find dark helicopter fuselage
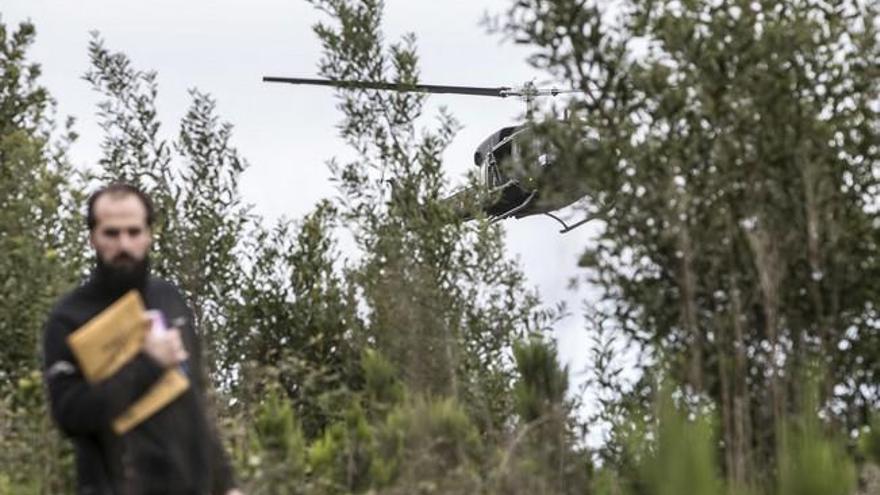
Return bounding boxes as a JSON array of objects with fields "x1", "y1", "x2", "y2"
[{"x1": 461, "y1": 124, "x2": 588, "y2": 221}]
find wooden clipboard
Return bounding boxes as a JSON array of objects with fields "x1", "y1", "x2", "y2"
[{"x1": 66, "y1": 290, "x2": 190, "y2": 434}]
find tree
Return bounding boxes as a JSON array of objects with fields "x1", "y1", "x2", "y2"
[
  {"x1": 228, "y1": 202, "x2": 364, "y2": 438},
  {"x1": 0, "y1": 19, "x2": 85, "y2": 384},
  {"x1": 0, "y1": 18, "x2": 85, "y2": 492},
  {"x1": 84, "y1": 34, "x2": 253, "y2": 380},
  {"x1": 498, "y1": 0, "x2": 880, "y2": 486},
  {"x1": 0, "y1": 5, "x2": 632, "y2": 492},
  {"x1": 496, "y1": 338, "x2": 590, "y2": 494},
  {"x1": 308, "y1": 0, "x2": 558, "y2": 434}
]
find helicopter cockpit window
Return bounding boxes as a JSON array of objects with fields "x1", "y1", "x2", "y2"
[
  {"x1": 473, "y1": 151, "x2": 483, "y2": 166},
  {"x1": 492, "y1": 140, "x2": 512, "y2": 163}
]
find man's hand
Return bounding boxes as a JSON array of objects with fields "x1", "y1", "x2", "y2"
[
  {"x1": 225, "y1": 489, "x2": 244, "y2": 495},
  {"x1": 143, "y1": 324, "x2": 188, "y2": 368}
]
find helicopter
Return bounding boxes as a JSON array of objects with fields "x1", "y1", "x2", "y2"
[{"x1": 262, "y1": 76, "x2": 604, "y2": 233}]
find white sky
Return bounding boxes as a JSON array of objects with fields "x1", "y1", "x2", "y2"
[{"x1": 4, "y1": 0, "x2": 599, "y2": 395}]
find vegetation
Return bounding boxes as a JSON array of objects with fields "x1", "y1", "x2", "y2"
[
  {"x1": 496, "y1": 0, "x2": 880, "y2": 490},
  {"x1": 2, "y1": 0, "x2": 880, "y2": 493}
]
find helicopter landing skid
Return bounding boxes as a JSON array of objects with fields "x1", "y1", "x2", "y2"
[
  {"x1": 543, "y1": 212, "x2": 594, "y2": 233},
  {"x1": 489, "y1": 190, "x2": 537, "y2": 224},
  {"x1": 544, "y1": 199, "x2": 616, "y2": 233}
]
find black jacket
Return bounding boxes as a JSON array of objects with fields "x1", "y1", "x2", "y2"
[{"x1": 43, "y1": 274, "x2": 235, "y2": 495}]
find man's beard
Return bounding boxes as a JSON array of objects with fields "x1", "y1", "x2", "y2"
[{"x1": 95, "y1": 252, "x2": 150, "y2": 294}]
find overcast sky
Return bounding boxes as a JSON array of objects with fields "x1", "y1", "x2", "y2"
[{"x1": 4, "y1": 0, "x2": 600, "y2": 392}]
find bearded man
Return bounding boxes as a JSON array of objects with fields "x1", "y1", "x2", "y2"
[{"x1": 42, "y1": 183, "x2": 242, "y2": 495}]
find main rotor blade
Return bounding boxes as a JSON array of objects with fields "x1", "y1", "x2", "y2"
[
  {"x1": 532, "y1": 89, "x2": 586, "y2": 96},
  {"x1": 263, "y1": 76, "x2": 512, "y2": 98}
]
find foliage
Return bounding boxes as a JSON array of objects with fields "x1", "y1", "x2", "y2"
[
  {"x1": 496, "y1": 0, "x2": 880, "y2": 485},
  {"x1": 496, "y1": 338, "x2": 590, "y2": 495},
  {"x1": 237, "y1": 341, "x2": 586, "y2": 495},
  {"x1": 0, "y1": 19, "x2": 84, "y2": 492},
  {"x1": 246, "y1": 387, "x2": 308, "y2": 494},
  {"x1": 3, "y1": 1, "x2": 879, "y2": 493},
  {"x1": 777, "y1": 415, "x2": 856, "y2": 495},
  {"x1": 84, "y1": 35, "x2": 253, "y2": 379},
  {"x1": 513, "y1": 337, "x2": 570, "y2": 421},
  {"x1": 307, "y1": 0, "x2": 558, "y2": 437},
  {"x1": 639, "y1": 392, "x2": 725, "y2": 495},
  {"x1": 589, "y1": 386, "x2": 862, "y2": 495},
  {"x1": 0, "y1": 19, "x2": 86, "y2": 382},
  {"x1": 2, "y1": 2, "x2": 577, "y2": 492},
  {"x1": 228, "y1": 202, "x2": 363, "y2": 438},
  {"x1": 860, "y1": 414, "x2": 880, "y2": 465},
  {"x1": 0, "y1": 370, "x2": 75, "y2": 493}
]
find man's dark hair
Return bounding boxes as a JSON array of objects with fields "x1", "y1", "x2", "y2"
[{"x1": 86, "y1": 183, "x2": 155, "y2": 231}]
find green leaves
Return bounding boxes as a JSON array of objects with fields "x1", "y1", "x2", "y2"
[
  {"x1": 860, "y1": 415, "x2": 880, "y2": 466},
  {"x1": 0, "y1": 20, "x2": 85, "y2": 382},
  {"x1": 777, "y1": 418, "x2": 856, "y2": 495},
  {"x1": 0, "y1": 21, "x2": 83, "y2": 491},
  {"x1": 85, "y1": 33, "x2": 171, "y2": 189},
  {"x1": 246, "y1": 388, "x2": 308, "y2": 493},
  {"x1": 498, "y1": 338, "x2": 589, "y2": 495},
  {"x1": 84, "y1": 35, "x2": 255, "y2": 384},
  {"x1": 503, "y1": 0, "x2": 880, "y2": 485},
  {"x1": 512, "y1": 338, "x2": 569, "y2": 422},
  {"x1": 642, "y1": 393, "x2": 725, "y2": 495}
]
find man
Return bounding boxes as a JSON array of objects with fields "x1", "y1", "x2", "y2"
[{"x1": 43, "y1": 183, "x2": 243, "y2": 495}]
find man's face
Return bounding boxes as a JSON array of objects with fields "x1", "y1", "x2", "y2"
[{"x1": 89, "y1": 193, "x2": 152, "y2": 269}]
